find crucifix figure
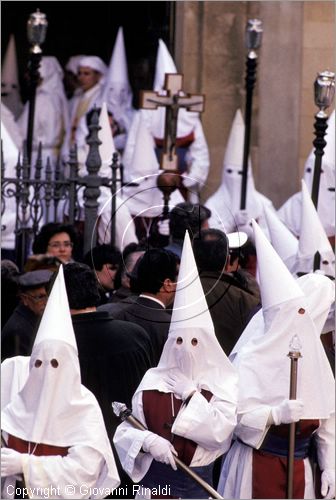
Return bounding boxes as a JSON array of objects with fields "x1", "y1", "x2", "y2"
[{"x1": 140, "y1": 73, "x2": 205, "y2": 172}]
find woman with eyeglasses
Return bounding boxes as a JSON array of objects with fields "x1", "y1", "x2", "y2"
[{"x1": 32, "y1": 223, "x2": 77, "y2": 265}]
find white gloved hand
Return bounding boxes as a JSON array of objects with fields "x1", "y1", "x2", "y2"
[
  {"x1": 321, "y1": 469, "x2": 335, "y2": 499},
  {"x1": 234, "y1": 209, "x2": 250, "y2": 228},
  {"x1": 1, "y1": 449, "x2": 24, "y2": 476},
  {"x1": 271, "y1": 399, "x2": 304, "y2": 425},
  {"x1": 157, "y1": 218, "x2": 170, "y2": 236},
  {"x1": 142, "y1": 433, "x2": 177, "y2": 470},
  {"x1": 166, "y1": 371, "x2": 197, "y2": 401},
  {"x1": 181, "y1": 173, "x2": 198, "y2": 189}
]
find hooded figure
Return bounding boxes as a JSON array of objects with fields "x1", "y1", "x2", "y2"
[
  {"x1": 113, "y1": 232, "x2": 238, "y2": 498},
  {"x1": 101, "y1": 27, "x2": 135, "y2": 142},
  {"x1": 1, "y1": 266, "x2": 120, "y2": 499},
  {"x1": 218, "y1": 219, "x2": 335, "y2": 500},
  {"x1": 291, "y1": 179, "x2": 335, "y2": 278},
  {"x1": 17, "y1": 56, "x2": 70, "y2": 172},
  {"x1": 205, "y1": 109, "x2": 274, "y2": 235},
  {"x1": 64, "y1": 103, "x2": 137, "y2": 251},
  {"x1": 278, "y1": 109, "x2": 335, "y2": 241},
  {"x1": 126, "y1": 39, "x2": 210, "y2": 203}
]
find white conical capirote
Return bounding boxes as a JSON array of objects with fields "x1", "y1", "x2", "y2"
[
  {"x1": 98, "y1": 102, "x2": 116, "y2": 165},
  {"x1": 33, "y1": 266, "x2": 77, "y2": 350},
  {"x1": 2, "y1": 35, "x2": 19, "y2": 87},
  {"x1": 170, "y1": 231, "x2": 215, "y2": 330},
  {"x1": 223, "y1": 109, "x2": 252, "y2": 176},
  {"x1": 153, "y1": 39, "x2": 177, "y2": 92},
  {"x1": 130, "y1": 113, "x2": 159, "y2": 177},
  {"x1": 102, "y1": 27, "x2": 132, "y2": 104},
  {"x1": 297, "y1": 179, "x2": 334, "y2": 273},
  {"x1": 252, "y1": 219, "x2": 304, "y2": 313},
  {"x1": 263, "y1": 205, "x2": 299, "y2": 265}
]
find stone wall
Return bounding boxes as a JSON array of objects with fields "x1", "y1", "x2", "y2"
[{"x1": 174, "y1": 1, "x2": 334, "y2": 208}]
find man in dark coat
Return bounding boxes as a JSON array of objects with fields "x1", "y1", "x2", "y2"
[
  {"x1": 1, "y1": 269, "x2": 52, "y2": 360},
  {"x1": 193, "y1": 228, "x2": 261, "y2": 356},
  {"x1": 63, "y1": 262, "x2": 152, "y2": 498},
  {"x1": 109, "y1": 249, "x2": 179, "y2": 366}
]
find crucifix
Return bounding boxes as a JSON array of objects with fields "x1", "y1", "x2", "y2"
[{"x1": 140, "y1": 73, "x2": 205, "y2": 171}]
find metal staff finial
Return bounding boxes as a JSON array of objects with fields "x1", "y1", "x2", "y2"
[
  {"x1": 311, "y1": 70, "x2": 335, "y2": 213},
  {"x1": 286, "y1": 334, "x2": 302, "y2": 499},
  {"x1": 240, "y1": 19, "x2": 263, "y2": 210},
  {"x1": 26, "y1": 9, "x2": 48, "y2": 168}
]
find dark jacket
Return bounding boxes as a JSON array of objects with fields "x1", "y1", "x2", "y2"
[
  {"x1": 113, "y1": 296, "x2": 172, "y2": 366},
  {"x1": 199, "y1": 270, "x2": 261, "y2": 356},
  {"x1": 1, "y1": 303, "x2": 40, "y2": 360}
]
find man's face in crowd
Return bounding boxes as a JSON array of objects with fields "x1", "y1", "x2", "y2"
[
  {"x1": 21, "y1": 286, "x2": 48, "y2": 316},
  {"x1": 77, "y1": 66, "x2": 101, "y2": 92},
  {"x1": 96, "y1": 263, "x2": 119, "y2": 292}
]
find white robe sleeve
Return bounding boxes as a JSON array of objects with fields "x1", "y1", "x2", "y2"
[
  {"x1": 171, "y1": 392, "x2": 236, "y2": 462},
  {"x1": 315, "y1": 413, "x2": 335, "y2": 471},
  {"x1": 234, "y1": 405, "x2": 273, "y2": 449},
  {"x1": 113, "y1": 392, "x2": 154, "y2": 482},
  {"x1": 185, "y1": 120, "x2": 210, "y2": 188},
  {"x1": 20, "y1": 445, "x2": 109, "y2": 499}
]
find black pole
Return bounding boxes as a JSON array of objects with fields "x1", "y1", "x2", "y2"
[
  {"x1": 240, "y1": 56, "x2": 257, "y2": 210},
  {"x1": 110, "y1": 152, "x2": 119, "y2": 248},
  {"x1": 311, "y1": 114, "x2": 328, "y2": 209},
  {"x1": 26, "y1": 52, "x2": 42, "y2": 172}
]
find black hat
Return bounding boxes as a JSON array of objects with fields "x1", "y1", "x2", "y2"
[{"x1": 18, "y1": 270, "x2": 53, "y2": 289}]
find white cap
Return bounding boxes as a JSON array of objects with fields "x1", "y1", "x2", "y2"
[
  {"x1": 98, "y1": 102, "x2": 116, "y2": 166},
  {"x1": 263, "y1": 204, "x2": 298, "y2": 268},
  {"x1": 251, "y1": 219, "x2": 304, "y2": 316},
  {"x1": 1, "y1": 34, "x2": 19, "y2": 88},
  {"x1": 153, "y1": 39, "x2": 177, "y2": 92},
  {"x1": 295, "y1": 179, "x2": 335, "y2": 276},
  {"x1": 33, "y1": 266, "x2": 77, "y2": 350},
  {"x1": 65, "y1": 54, "x2": 86, "y2": 74},
  {"x1": 78, "y1": 56, "x2": 107, "y2": 76},
  {"x1": 227, "y1": 231, "x2": 248, "y2": 249}
]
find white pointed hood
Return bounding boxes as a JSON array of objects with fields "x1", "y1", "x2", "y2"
[
  {"x1": 293, "y1": 179, "x2": 335, "y2": 277},
  {"x1": 153, "y1": 39, "x2": 177, "y2": 92},
  {"x1": 263, "y1": 204, "x2": 299, "y2": 271},
  {"x1": 1, "y1": 34, "x2": 22, "y2": 118},
  {"x1": 206, "y1": 110, "x2": 273, "y2": 233},
  {"x1": 2, "y1": 266, "x2": 120, "y2": 490},
  {"x1": 230, "y1": 266, "x2": 335, "y2": 419},
  {"x1": 136, "y1": 232, "x2": 238, "y2": 405},
  {"x1": 102, "y1": 27, "x2": 133, "y2": 129},
  {"x1": 251, "y1": 219, "x2": 305, "y2": 329},
  {"x1": 2, "y1": 34, "x2": 19, "y2": 91},
  {"x1": 147, "y1": 39, "x2": 200, "y2": 139},
  {"x1": 121, "y1": 110, "x2": 184, "y2": 217}
]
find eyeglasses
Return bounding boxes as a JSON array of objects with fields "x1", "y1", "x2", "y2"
[
  {"x1": 48, "y1": 242, "x2": 73, "y2": 249},
  {"x1": 22, "y1": 293, "x2": 48, "y2": 303}
]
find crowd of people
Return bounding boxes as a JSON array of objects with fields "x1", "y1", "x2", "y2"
[{"x1": 1, "y1": 27, "x2": 335, "y2": 500}]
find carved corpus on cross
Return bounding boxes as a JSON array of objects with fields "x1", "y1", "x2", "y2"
[{"x1": 140, "y1": 73, "x2": 205, "y2": 171}]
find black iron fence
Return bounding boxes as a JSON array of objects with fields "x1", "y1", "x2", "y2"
[{"x1": 1, "y1": 109, "x2": 121, "y2": 270}]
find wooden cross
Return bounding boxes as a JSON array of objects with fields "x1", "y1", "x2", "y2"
[{"x1": 140, "y1": 73, "x2": 205, "y2": 171}]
